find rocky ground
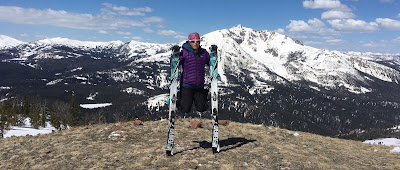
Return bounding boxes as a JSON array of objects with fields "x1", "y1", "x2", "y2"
[{"x1": 1, "y1": 118, "x2": 399, "y2": 169}]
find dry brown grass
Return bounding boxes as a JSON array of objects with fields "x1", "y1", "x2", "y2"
[{"x1": 1, "y1": 118, "x2": 399, "y2": 169}]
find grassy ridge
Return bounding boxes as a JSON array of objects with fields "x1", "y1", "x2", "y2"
[{"x1": 1, "y1": 119, "x2": 399, "y2": 169}]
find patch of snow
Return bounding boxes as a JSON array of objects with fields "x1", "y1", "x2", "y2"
[
  {"x1": 363, "y1": 138, "x2": 400, "y2": 146},
  {"x1": 146, "y1": 86, "x2": 155, "y2": 90},
  {"x1": 125, "y1": 40, "x2": 172, "y2": 58},
  {"x1": 80, "y1": 103, "x2": 112, "y2": 109},
  {"x1": 75, "y1": 76, "x2": 87, "y2": 81},
  {"x1": 0, "y1": 86, "x2": 11, "y2": 90},
  {"x1": 390, "y1": 125, "x2": 400, "y2": 130},
  {"x1": 108, "y1": 131, "x2": 123, "y2": 138},
  {"x1": 71, "y1": 67, "x2": 83, "y2": 72},
  {"x1": 122, "y1": 87, "x2": 144, "y2": 95},
  {"x1": 3, "y1": 118, "x2": 56, "y2": 138},
  {"x1": 147, "y1": 93, "x2": 168, "y2": 110},
  {"x1": 390, "y1": 147, "x2": 400, "y2": 153},
  {"x1": 86, "y1": 92, "x2": 99, "y2": 101},
  {"x1": 46, "y1": 79, "x2": 63, "y2": 86}
]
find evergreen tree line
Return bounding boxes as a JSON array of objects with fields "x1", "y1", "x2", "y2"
[{"x1": 0, "y1": 93, "x2": 82, "y2": 138}]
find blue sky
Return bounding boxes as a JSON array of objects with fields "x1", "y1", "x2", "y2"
[{"x1": 0, "y1": 0, "x2": 400, "y2": 53}]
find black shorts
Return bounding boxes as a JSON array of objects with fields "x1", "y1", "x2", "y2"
[{"x1": 179, "y1": 87, "x2": 208, "y2": 113}]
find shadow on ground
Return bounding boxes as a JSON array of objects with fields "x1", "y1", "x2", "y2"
[{"x1": 175, "y1": 137, "x2": 256, "y2": 155}]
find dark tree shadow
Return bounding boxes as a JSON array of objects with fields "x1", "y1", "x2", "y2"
[{"x1": 175, "y1": 137, "x2": 256, "y2": 155}]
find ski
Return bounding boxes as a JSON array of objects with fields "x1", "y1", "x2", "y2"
[
  {"x1": 166, "y1": 45, "x2": 180, "y2": 156},
  {"x1": 209, "y1": 45, "x2": 220, "y2": 153}
]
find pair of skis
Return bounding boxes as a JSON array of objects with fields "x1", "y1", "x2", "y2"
[{"x1": 166, "y1": 45, "x2": 219, "y2": 156}]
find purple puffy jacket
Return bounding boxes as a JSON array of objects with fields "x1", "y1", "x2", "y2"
[{"x1": 180, "y1": 42, "x2": 210, "y2": 86}]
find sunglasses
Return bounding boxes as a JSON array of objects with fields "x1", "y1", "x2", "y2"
[{"x1": 189, "y1": 40, "x2": 201, "y2": 43}]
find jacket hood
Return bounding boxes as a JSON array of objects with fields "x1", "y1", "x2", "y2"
[{"x1": 182, "y1": 42, "x2": 203, "y2": 54}]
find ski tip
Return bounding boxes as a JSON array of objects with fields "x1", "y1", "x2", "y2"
[
  {"x1": 171, "y1": 45, "x2": 180, "y2": 52},
  {"x1": 210, "y1": 45, "x2": 217, "y2": 51}
]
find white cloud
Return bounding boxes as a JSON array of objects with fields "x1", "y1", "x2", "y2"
[
  {"x1": 362, "y1": 42, "x2": 379, "y2": 47},
  {"x1": 174, "y1": 35, "x2": 186, "y2": 40},
  {"x1": 143, "y1": 28, "x2": 154, "y2": 33},
  {"x1": 102, "y1": 3, "x2": 152, "y2": 16},
  {"x1": 304, "y1": 40, "x2": 323, "y2": 45},
  {"x1": 98, "y1": 30, "x2": 108, "y2": 34},
  {"x1": 286, "y1": 18, "x2": 338, "y2": 35},
  {"x1": 322, "y1": 10, "x2": 356, "y2": 19},
  {"x1": 328, "y1": 19, "x2": 379, "y2": 32},
  {"x1": 157, "y1": 30, "x2": 185, "y2": 40},
  {"x1": 308, "y1": 18, "x2": 326, "y2": 27},
  {"x1": 356, "y1": 39, "x2": 400, "y2": 54},
  {"x1": 35, "y1": 35, "x2": 47, "y2": 39},
  {"x1": 142, "y1": 16, "x2": 164, "y2": 24},
  {"x1": 376, "y1": 18, "x2": 400, "y2": 30},
  {"x1": 304, "y1": 0, "x2": 354, "y2": 20},
  {"x1": 0, "y1": 6, "x2": 96, "y2": 29},
  {"x1": 380, "y1": 0, "x2": 393, "y2": 3},
  {"x1": 275, "y1": 28, "x2": 285, "y2": 34},
  {"x1": 131, "y1": 36, "x2": 142, "y2": 40},
  {"x1": 291, "y1": 34, "x2": 308, "y2": 40},
  {"x1": 117, "y1": 31, "x2": 131, "y2": 35},
  {"x1": 0, "y1": 5, "x2": 163, "y2": 33},
  {"x1": 158, "y1": 30, "x2": 178, "y2": 36},
  {"x1": 303, "y1": 0, "x2": 350, "y2": 10},
  {"x1": 326, "y1": 39, "x2": 343, "y2": 43},
  {"x1": 287, "y1": 20, "x2": 313, "y2": 32},
  {"x1": 397, "y1": 13, "x2": 400, "y2": 18}
]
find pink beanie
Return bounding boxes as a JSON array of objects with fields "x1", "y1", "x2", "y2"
[{"x1": 188, "y1": 32, "x2": 200, "y2": 40}]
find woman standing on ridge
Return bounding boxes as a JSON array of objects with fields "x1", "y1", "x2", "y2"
[
  {"x1": 178, "y1": 32, "x2": 210, "y2": 114},
  {"x1": 166, "y1": 32, "x2": 219, "y2": 156}
]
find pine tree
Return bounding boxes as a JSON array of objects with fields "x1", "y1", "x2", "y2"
[
  {"x1": 30, "y1": 104, "x2": 40, "y2": 129},
  {"x1": 68, "y1": 93, "x2": 81, "y2": 127},
  {"x1": 50, "y1": 100, "x2": 60, "y2": 130},
  {"x1": 0, "y1": 96, "x2": 13, "y2": 137},
  {"x1": 50, "y1": 100, "x2": 66, "y2": 130},
  {"x1": 0, "y1": 104, "x2": 7, "y2": 138},
  {"x1": 0, "y1": 108, "x2": 5, "y2": 138},
  {"x1": 12, "y1": 98, "x2": 27, "y2": 126},
  {"x1": 40, "y1": 103, "x2": 48, "y2": 128},
  {"x1": 29, "y1": 94, "x2": 41, "y2": 129},
  {"x1": 22, "y1": 95, "x2": 30, "y2": 117},
  {"x1": 84, "y1": 117, "x2": 89, "y2": 126}
]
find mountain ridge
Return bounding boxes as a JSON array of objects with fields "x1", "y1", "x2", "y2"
[{"x1": 1, "y1": 25, "x2": 400, "y2": 139}]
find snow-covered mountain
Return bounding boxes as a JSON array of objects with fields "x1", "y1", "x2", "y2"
[
  {"x1": 0, "y1": 35, "x2": 25, "y2": 49},
  {"x1": 1, "y1": 25, "x2": 400, "y2": 138},
  {"x1": 34, "y1": 37, "x2": 124, "y2": 49},
  {"x1": 201, "y1": 25, "x2": 400, "y2": 93}
]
